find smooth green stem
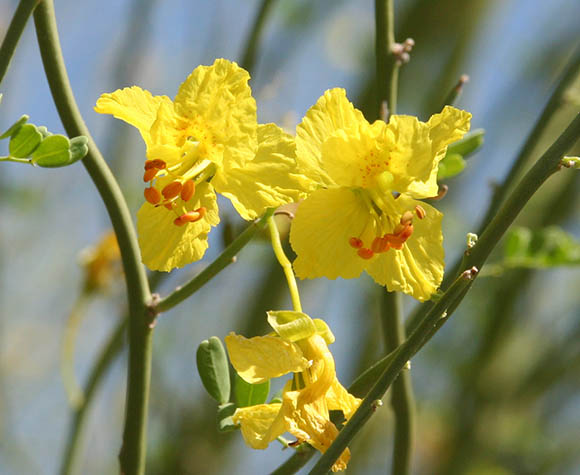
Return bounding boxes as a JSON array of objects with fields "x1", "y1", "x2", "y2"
[
  {"x1": 60, "y1": 317, "x2": 127, "y2": 475},
  {"x1": 0, "y1": 0, "x2": 40, "y2": 85},
  {"x1": 309, "y1": 272, "x2": 475, "y2": 474},
  {"x1": 381, "y1": 291, "x2": 414, "y2": 475},
  {"x1": 267, "y1": 215, "x2": 302, "y2": 312},
  {"x1": 440, "y1": 74, "x2": 469, "y2": 110},
  {"x1": 0, "y1": 156, "x2": 32, "y2": 164},
  {"x1": 375, "y1": 0, "x2": 397, "y2": 118},
  {"x1": 156, "y1": 209, "x2": 275, "y2": 313},
  {"x1": 240, "y1": 0, "x2": 276, "y2": 73},
  {"x1": 270, "y1": 444, "x2": 316, "y2": 475},
  {"x1": 33, "y1": 2, "x2": 151, "y2": 473},
  {"x1": 61, "y1": 293, "x2": 90, "y2": 409},
  {"x1": 478, "y1": 48, "x2": 580, "y2": 231},
  {"x1": 310, "y1": 113, "x2": 580, "y2": 474}
]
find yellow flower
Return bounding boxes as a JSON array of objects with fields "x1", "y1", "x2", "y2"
[
  {"x1": 290, "y1": 88, "x2": 471, "y2": 300},
  {"x1": 225, "y1": 311, "x2": 361, "y2": 472},
  {"x1": 95, "y1": 59, "x2": 311, "y2": 271},
  {"x1": 79, "y1": 231, "x2": 121, "y2": 293}
]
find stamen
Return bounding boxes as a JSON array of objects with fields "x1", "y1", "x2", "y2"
[
  {"x1": 400, "y1": 211, "x2": 414, "y2": 225},
  {"x1": 144, "y1": 159, "x2": 166, "y2": 170},
  {"x1": 349, "y1": 237, "x2": 363, "y2": 249},
  {"x1": 162, "y1": 181, "x2": 183, "y2": 200},
  {"x1": 357, "y1": 248, "x2": 374, "y2": 259},
  {"x1": 180, "y1": 180, "x2": 195, "y2": 202},
  {"x1": 415, "y1": 205, "x2": 426, "y2": 219},
  {"x1": 172, "y1": 207, "x2": 206, "y2": 227},
  {"x1": 143, "y1": 168, "x2": 158, "y2": 182},
  {"x1": 144, "y1": 187, "x2": 161, "y2": 205},
  {"x1": 164, "y1": 203, "x2": 175, "y2": 210},
  {"x1": 371, "y1": 236, "x2": 390, "y2": 253}
]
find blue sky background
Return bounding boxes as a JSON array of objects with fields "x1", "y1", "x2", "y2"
[{"x1": 1, "y1": 0, "x2": 579, "y2": 473}]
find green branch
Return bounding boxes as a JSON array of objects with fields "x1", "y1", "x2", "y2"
[
  {"x1": 33, "y1": 2, "x2": 151, "y2": 473},
  {"x1": 240, "y1": 0, "x2": 277, "y2": 73},
  {"x1": 0, "y1": 0, "x2": 41, "y2": 85},
  {"x1": 309, "y1": 113, "x2": 580, "y2": 474},
  {"x1": 155, "y1": 209, "x2": 275, "y2": 313},
  {"x1": 375, "y1": 0, "x2": 397, "y2": 118}
]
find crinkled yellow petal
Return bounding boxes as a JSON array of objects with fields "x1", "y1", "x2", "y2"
[
  {"x1": 290, "y1": 188, "x2": 375, "y2": 280},
  {"x1": 296, "y1": 88, "x2": 366, "y2": 187},
  {"x1": 232, "y1": 403, "x2": 283, "y2": 449},
  {"x1": 325, "y1": 380, "x2": 361, "y2": 420},
  {"x1": 149, "y1": 100, "x2": 181, "y2": 148},
  {"x1": 225, "y1": 333, "x2": 309, "y2": 384},
  {"x1": 280, "y1": 391, "x2": 350, "y2": 472},
  {"x1": 212, "y1": 123, "x2": 314, "y2": 220},
  {"x1": 174, "y1": 58, "x2": 257, "y2": 168},
  {"x1": 298, "y1": 335, "x2": 336, "y2": 404},
  {"x1": 136, "y1": 181, "x2": 219, "y2": 272},
  {"x1": 366, "y1": 195, "x2": 444, "y2": 301},
  {"x1": 94, "y1": 86, "x2": 172, "y2": 147},
  {"x1": 320, "y1": 121, "x2": 390, "y2": 189},
  {"x1": 406, "y1": 106, "x2": 471, "y2": 198}
]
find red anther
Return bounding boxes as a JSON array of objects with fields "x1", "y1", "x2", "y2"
[
  {"x1": 349, "y1": 237, "x2": 363, "y2": 249},
  {"x1": 371, "y1": 236, "x2": 390, "y2": 253},
  {"x1": 173, "y1": 216, "x2": 186, "y2": 226},
  {"x1": 400, "y1": 224, "x2": 414, "y2": 240},
  {"x1": 415, "y1": 205, "x2": 426, "y2": 219},
  {"x1": 162, "y1": 181, "x2": 183, "y2": 199},
  {"x1": 143, "y1": 168, "x2": 158, "y2": 182},
  {"x1": 357, "y1": 248, "x2": 374, "y2": 259},
  {"x1": 180, "y1": 180, "x2": 195, "y2": 202},
  {"x1": 144, "y1": 159, "x2": 166, "y2": 170},
  {"x1": 400, "y1": 211, "x2": 414, "y2": 225},
  {"x1": 144, "y1": 187, "x2": 162, "y2": 205}
]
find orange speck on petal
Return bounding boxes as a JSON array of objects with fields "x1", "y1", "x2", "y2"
[
  {"x1": 349, "y1": 237, "x2": 363, "y2": 249},
  {"x1": 357, "y1": 248, "x2": 374, "y2": 259},
  {"x1": 144, "y1": 187, "x2": 162, "y2": 205},
  {"x1": 162, "y1": 181, "x2": 183, "y2": 200},
  {"x1": 180, "y1": 180, "x2": 195, "y2": 202},
  {"x1": 144, "y1": 159, "x2": 166, "y2": 170},
  {"x1": 143, "y1": 168, "x2": 158, "y2": 182}
]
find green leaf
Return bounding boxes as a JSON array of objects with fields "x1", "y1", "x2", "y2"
[
  {"x1": 196, "y1": 336, "x2": 231, "y2": 404},
  {"x1": 9, "y1": 123, "x2": 42, "y2": 158},
  {"x1": 446, "y1": 128, "x2": 485, "y2": 158},
  {"x1": 437, "y1": 153, "x2": 466, "y2": 180},
  {"x1": 0, "y1": 115, "x2": 29, "y2": 140},
  {"x1": 504, "y1": 226, "x2": 580, "y2": 269},
  {"x1": 234, "y1": 373, "x2": 270, "y2": 407},
  {"x1": 32, "y1": 134, "x2": 71, "y2": 167},
  {"x1": 69, "y1": 136, "x2": 89, "y2": 162},
  {"x1": 217, "y1": 402, "x2": 238, "y2": 432}
]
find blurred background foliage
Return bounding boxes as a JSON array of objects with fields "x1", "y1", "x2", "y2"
[{"x1": 0, "y1": 0, "x2": 579, "y2": 473}]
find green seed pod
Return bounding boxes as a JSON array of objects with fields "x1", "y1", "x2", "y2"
[{"x1": 196, "y1": 336, "x2": 231, "y2": 404}]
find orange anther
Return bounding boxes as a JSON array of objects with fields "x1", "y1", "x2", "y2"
[
  {"x1": 400, "y1": 224, "x2": 414, "y2": 240},
  {"x1": 164, "y1": 202, "x2": 175, "y2": 210},
  {"x1": 180, "y1": 180, "x2": 195, "y2": 202},
  {"x1": 174, "y1": 208, "x2": 206, "y2": 225},
  {"x1": 357, "y1": 248, "x2": 374, "y2": 259},
  {"x1": 415, "y1": 205, "x2": 426, "y2": 219},
  {"x1": 371, "y1": 236, "x2": 390, "y2": 253},
  {"x1": 144, "y1": 187, "x2": 162, "y2": 205},
  {"x1": 195, "y1": 207, "x2": 207, "y2": 218},
  {"x1": 144, "y1": 159, "x2": 166, "y2": 170},
  {"x1": 349, "y1": 237, "x2": 363, "y2": 249},
  {"x1": 173, "y1": 216, "x2": 186, "y2": 226},
  {"x1": 143, "y1": 168, "x2": 158, "y2": 182},
  {"x1": 162, "y1": 181, "x2": 183, "y2": 199},
  {"x1": 400, "y1": 211, "x2": 414, "y2": 225}
]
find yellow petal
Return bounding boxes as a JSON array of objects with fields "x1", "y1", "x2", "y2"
[
  {"x1": 296, "y1": 88, "x2": 366, "y2": 186},
  {"x1": 224, "y1": 333, "x2": 309, "y2": 384},
  {"x1": 94, "y1": 86, "x2": 172, "y2": 147},
  {"x1": 232, "y1": 403, "x2": 283, "y2": 449},
  {"x1": 366, "y1": 195, "x2": 444, "y2": 301},
  {"x1": 325, "y1": 380, "x2": 361, "y2": 420},
  {"x1": 290, "y1": 188, "x2": 375, "y2": 280},
  {"x1": 406, "y1": 106, "x2": 471, "y2": 198},
  {"x1": 136, "y1": 181, "x2": 219, "y2": 272},
  {"x1": 212, "y1": 123, "x2": 314, "y2": 220},
  {"x1": 174, "y1": 58, "x2": 257, "y2": 169},
  {"x1": 149, "y1": 100, "x2": 181, "y2": 147}
]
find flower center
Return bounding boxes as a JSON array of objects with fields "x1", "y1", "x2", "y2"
[
  {"x1": 141, "y1": 139, "x2": 216, "y2": 227},
  {"x1": 348, "y1": 205, "x2": 426, "y2": 259}
]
